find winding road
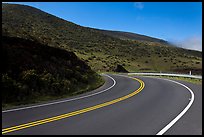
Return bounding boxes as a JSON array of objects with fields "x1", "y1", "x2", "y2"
[{"x1": 2, "y1": 74, "x2": 202, "y2": 135}]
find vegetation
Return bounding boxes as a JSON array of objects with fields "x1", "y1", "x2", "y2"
[
  {"x1": 1, "y1": 3, "x2": 202, "y2": 108},
  {"x1": 96, "y1": 29, "x2": 169, "y2": 44},
  {"x1": 2, "y1": 36, "x2": 104, "y2": 108},
  {"x1": 2, "y1": 3, "x2": 202, "y2": 75},
  {"x1": 128, "y1": 74, "x2": 202, "y2": 85},
  {"x1": 152, "y1": 76, "x2": 202, "y2": 85}
]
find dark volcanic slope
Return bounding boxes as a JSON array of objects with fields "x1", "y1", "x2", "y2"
[{"x1": 2, "y1": 36, "x2": 103, "y2": 107}]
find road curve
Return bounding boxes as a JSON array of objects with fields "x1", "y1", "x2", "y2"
[{"x1": 2, "y1": 74, "x2": 202, "y2": 135}]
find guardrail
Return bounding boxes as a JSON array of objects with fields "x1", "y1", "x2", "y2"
[{"x1": 128, "y1": 72, "x2": 202, "y2": 79}]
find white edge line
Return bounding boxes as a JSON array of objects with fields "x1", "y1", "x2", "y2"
[
  {"x1": 120, "y1": 75, "x2": 195, "y2": 135},
  {"x1": 154, "y1": 77, "x2": 195, "y2": 135},
  {"x1": 3, "y1": 74, "x2": 194, "y2": 135},
  {"x1": 2, "y1": 74, "x2": 116, "y2": 113}
]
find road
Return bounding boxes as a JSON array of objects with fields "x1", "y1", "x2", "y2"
[{"x1": 2, "y1": 74, "x2": 202, "y2": 135}]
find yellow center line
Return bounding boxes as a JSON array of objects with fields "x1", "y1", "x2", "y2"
[{"x1": 2, "y1": 77, "x2": 145, "y2": 134}]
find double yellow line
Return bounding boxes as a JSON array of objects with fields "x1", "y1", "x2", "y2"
[{"x1": 2, "y1": 77, "x2": 145, "y2": 134}]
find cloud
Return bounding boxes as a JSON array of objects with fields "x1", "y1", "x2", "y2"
[
  {"x1": 181, "y1": 36, "x2": 202, "y2": 51},
  {"x1": 134, "y1": 2, "x2": 144, "y2": 10},
  {"x1": 170, "y1": 36, "x2": 202, "y2": 51}
]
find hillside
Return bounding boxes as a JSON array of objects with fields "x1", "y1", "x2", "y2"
[
  {"x1": 2, "y1": 36, "x2": 104, "y2": 107},
  {"x1": 2, "y1": 3, "x2": 202, "y2": 74},
  {"x1": 96, "y1": 29, "x2": 168, "y2": 44}
]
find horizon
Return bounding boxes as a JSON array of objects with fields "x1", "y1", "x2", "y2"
[{"x1": 3, "y1": 2, "x2": 202, "y2": 51}]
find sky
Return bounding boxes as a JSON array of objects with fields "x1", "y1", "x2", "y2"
[{"x1": 3, "y1": 2, "x2": 202, "y2": 51}]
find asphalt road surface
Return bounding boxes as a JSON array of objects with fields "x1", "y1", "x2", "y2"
[{"x1": 2, "y1": 74, "x2": 202, "y2": 135}]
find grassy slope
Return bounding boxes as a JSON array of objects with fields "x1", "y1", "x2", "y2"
[
  {"x1": 158, "y1": 76, "x2": 202, "y2": 85},
  {"x1": 2, "y1": 3, "x2": 202, "y2": 75},
  {"x1": 95, "y1": 29, "x2": 168, "y2": 44},
  {"x1": 141, "y1": 75, "x2": 202, "y2": 85},
  {"x1": 2, "y1": 36, "x2": 104, "y2": 108}
]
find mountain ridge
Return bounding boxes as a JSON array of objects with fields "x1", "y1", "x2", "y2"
[
  {"x1": 2, "y1": 3, "x2": 169, "y2": 46},
  {"x1": 2, "y1": 3, "x2": 202, "y2": 74},
  {"x1": 95, "y1": 28, "x2": 169, "y2": 44}
]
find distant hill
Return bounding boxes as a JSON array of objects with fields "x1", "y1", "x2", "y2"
[
  {"x1": 2, "y1": 3, "x2": 202, "y2": 74},
  {"x1": 2, "y1": 36, "x2": 104, "y2": 107},
  {"x1": 96, "y1": 29, "x2": 168, "y2": 44}
]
